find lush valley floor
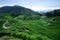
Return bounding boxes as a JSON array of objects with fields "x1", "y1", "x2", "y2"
[{"x1": 0, "y1": 14, "x2": 60, "y2": 40}]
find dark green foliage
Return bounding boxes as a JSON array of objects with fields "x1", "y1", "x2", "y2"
[
  {"x1": 0, "y1": 14, "x2": 51, "y2": 40},
  {"x1": 46, "y1": 16, "x2": 60, "y2": 40},
  {"x1": 0, "y1": 5, "x2": 37, "y2": 17},
  {"x1": 46, "y1": 9, "x2": 60, "y2": 17},
  {"x1": 0, "y1": 6, "x2": 60, "y2": 40}
]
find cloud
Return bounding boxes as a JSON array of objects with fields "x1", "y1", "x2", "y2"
[{"x1": 0, "y1": 0, "x2": 60, "y2": 10}]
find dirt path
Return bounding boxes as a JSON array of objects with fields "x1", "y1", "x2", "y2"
[{"x1": 3, "y1": 20, "x2": 10, "y2": 29}]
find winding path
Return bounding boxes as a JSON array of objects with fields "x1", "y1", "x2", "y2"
[{"x1": 2, "y1": 20, "x2": 10, "y2": 29}]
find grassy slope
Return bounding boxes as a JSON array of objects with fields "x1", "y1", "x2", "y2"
[{"x1": 0, "y1": 15, "x2": 60, "y2": 40}]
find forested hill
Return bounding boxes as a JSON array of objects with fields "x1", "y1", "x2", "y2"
[
  {"x1": 45, "y1": 9, "x2": 60, "y2": 17},
  {"x1": 0, "y1": 5, "x2": 37, "y2": 17},
  {"x1": 0, "y1": 5, "x2": 60, "y2": 40}
]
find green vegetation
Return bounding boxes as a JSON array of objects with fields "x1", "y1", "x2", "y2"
[{"x1": 0, "y1": 6, "x2": 60, "y2": 40}]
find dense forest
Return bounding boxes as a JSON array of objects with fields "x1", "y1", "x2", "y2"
[{"x1": 0, "y1": 5, "x2": 60, "y2": 40}]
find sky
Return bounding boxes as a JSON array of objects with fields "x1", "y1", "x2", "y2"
[{"x1": 0, "y1": 0, "x2": 60, "y2": 11}]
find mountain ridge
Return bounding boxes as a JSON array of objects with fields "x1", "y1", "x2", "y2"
[{"x1": 0, "y1": 5, "x2": 37, "y2": 17}]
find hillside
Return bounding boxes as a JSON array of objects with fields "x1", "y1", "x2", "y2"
[
  {"x1": 0, "y1": 5, "x2": 37, "y2": 17},
  {"x1": 0, "y1": 6, "x2": 60, "y2": 40},
  {"x1": 45, "y1": 9, "x2": 60, "y2": 17}
]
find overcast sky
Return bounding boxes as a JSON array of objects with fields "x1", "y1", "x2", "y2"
[{"x1": 0, "y1": 0, "x2": 60, "y2": 11}]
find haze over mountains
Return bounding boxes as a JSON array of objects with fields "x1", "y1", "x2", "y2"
[
  {"x1": 0, "y1": 0, "x2": 60, "y2": 40},
  {"x1": 0, "y1": 5, "x2": 60, "y2": 40},
  {"x1": 0, "y1": 5, "x2": 60, "y2": 17}
]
